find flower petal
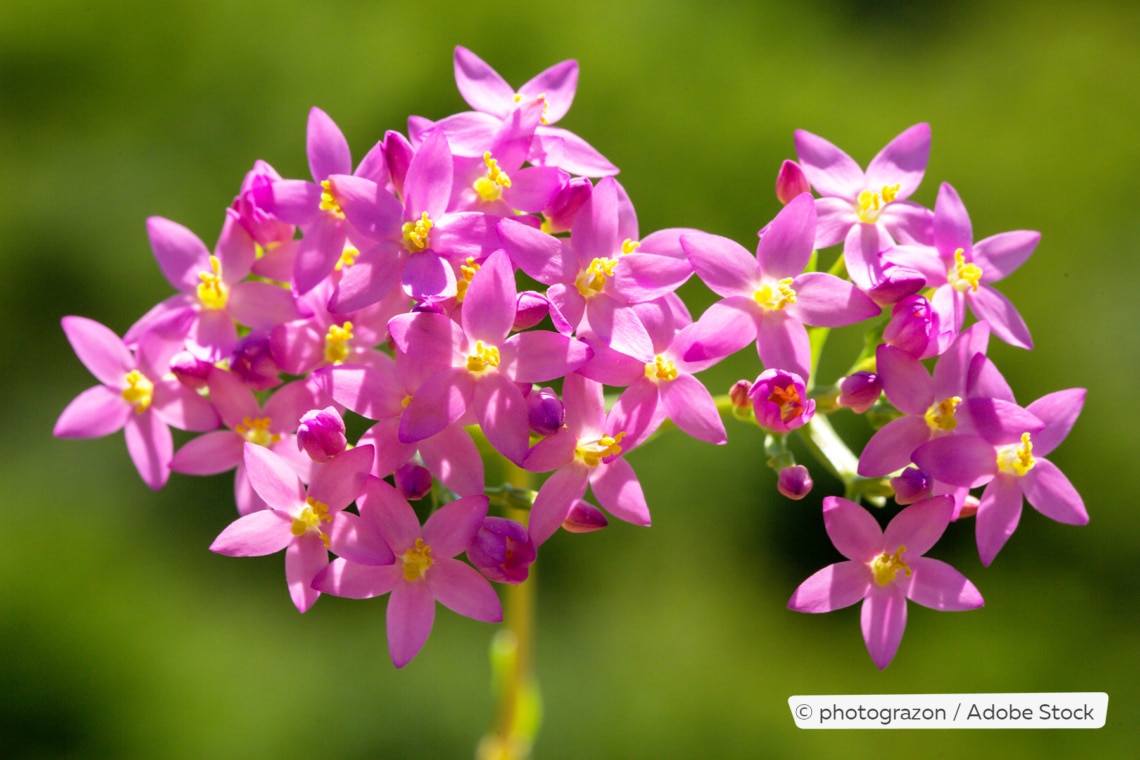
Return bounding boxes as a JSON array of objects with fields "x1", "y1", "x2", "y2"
[
  {"x1": 904, "y1": 556, "x2": 983, "y2": 611},
  {"x1": 387, "y1": 581, "x2": 436, "y2": 668},
  {"x1": 428, "y1": 558, "x2": 503, "y2": 622},
  {"x1": 1022, "y1": 458, "x2": 1087, "y2": 525},
  {"x1": 823, "y1": 496, "x2": 883, "y2": 562},
  {"x1": 976, "y1": 475, "x2": 1024, "y2": 566},
  {"x1": 861, "y1": 585, "x2": 907, "y2": 669},
  {"x1": 787, "y1": 561, "x2": 870, "y2": 613}
]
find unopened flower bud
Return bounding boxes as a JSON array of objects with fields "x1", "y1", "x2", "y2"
[
  {"x1": 729, "y1": 380, "x2": 754, "y2": 410},
  {"x1": 296, "y1": 407, "x2": 347, "y2": 462},
  {"x1": 411, "y1": 297, "x2": 446, "y2": 314},
  {"x1": 777, "y1": 464, "x2": 814, "y2": 500},
  {"x1": 514, "y1": 291, "x2": 550, "y2": 331},
  {"x1": 541, "y1": 176, "x2": 591, "y2": 234},
  {"x1": 169, "y1": 350, "x2": 213, "y2": 390},
  {"x1": 749, "y1": 369, "x2": 814, "y2": 433},
  {"x1": 394, "y1": 462, "x2": 434, "y2": 501},
  {"x1": 890, "y1": 467, "x2": 931, "y2": 506},
  {"x1": 775, "y1": 160, "x2": 811, "y2": 205},
  {"x1": 527, "y1": 386, "x2": 565, "y2": 436},
  {"x1": 838, "y1": 371, "x2": 882, "y2": 414},
  {"x1": 468, "y1": 517, "x2": 536, "y2": 583},
  {"x1": 883, "y1": 295, "x2": 941, "y2": 358},
  {"x1": 229, "y1": 331, "x2": 282, "y2": 390},
  {"x1": 865, "y1": 264, "x2": 926, "y2": 306},
  {"x1": 561, "y1": 500, "x2": 609, "y2": 533}
]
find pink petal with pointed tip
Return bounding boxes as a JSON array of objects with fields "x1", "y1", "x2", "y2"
[
  {"x1": 419, "y1": 425, "x2": 485, "y2": 497},
  {"x1": 307, "y1": 107, "x2": 352, "y2": 181},
  {"x1": 904, "y1": 556, "x2": 983, "y2": 611},
  {"x1": 1026, "y1": 388, "x2": 1085, "y2": 456},
  {"x1": 62, "y1": 316, "x2": 135, "y2": 386},
  {"x1": 454, "y1": 46, "x2": 513, "y2": 117},
  {"x1": 861, "y1": 584, "x2": 907, "y2": 669},
  {"x1": 969, "y1": 285, "x2": 1033, "y2": 349},
  {"x1": 286, "y1": 536, "x2": 327, "y2": 613},
  {"x1": 314, "y1": 558, "x2": 400, "y2": 598},
  {"x1": 309, "y1": 444, "x2": 374, "y2": 511},
  {"x1": 912, "y1": 435, "x2": 997, "y2": 489},
  {"x1": 788, "y1": 272, "x2": 880, "y2": 328},
  {"x1": 387, "y1": 581, "x2": 435, "y2": 668},
  {"x1": 858, "y1": 416, "x2": 932, "y2": 478},
  {"x1": 244, "y1": 444, "x2": 306, "y2": 511},
  {"x1": 757, "y1": 193, "x2": 816, "y2": 279},
  {"x1": 520, "y1": 58, "x2": 578, "y2": 123},
  {"x1": 170, "y1": 431, "x2": 243, "y2": 475},
  {"x1": 660, "y1": 373, "x2": 726, "y2": 445},
  {"x1": 147, "y1": 216, "x2": 211, "y2": 292},
  {"x1": 210, "y1": 509, "x2": 293, "y2": 557},
  {"x1": 814, "y1": 197, "x2": 857, "y2": 249},
  {"x1": 590, "y1": 457, "x2": 650, "y2": 527},
  {"x1": 823, "y1": 496, "x2": 883, "y2": 561},
  {"x1": 976, "y1": 475, "x2": 1023, "y2": 566},
  {"x1": 429, "y1": 558, "x2": 503, "y2": 622},
  {"x1": 680, "y1": 298, "x2": 758, "y2": 363},
  {"x1": 756, "y1": 311, "x2": 811, "y2": 380},
  {"x1": 877, "y1": 344, "x2": 933, "y2": 415},
  {"x1": 474, "y1": 373, "x2": 530, "y2": 465},
  {"x1": 359, "y1": 477, "x2": 421, "y2": 553},
  {"x1": 54, "y1": 385, "x2": 130, "y2": 438},
  {"x1": 1022, "y1": 459, "x2": 1087, "y2": 525},
  {"x1": 974, "y1": 230, "x2": 1039, "y2": 283},
  {"x1": 788, "y1": 561, "x2": 871, "y2": 613},
  {"x1": 462, "y1": 250, "x2": 516, "y2": 344},
  {"x1": 529, "y1": 464, "x2": 589, "y2": 545},
  {"x1": 933, "y1": 183, "x2": 973, "y2": 259},
  {"x1": 328, "y1": 512, "x2": 395, "y2": 566},
  {"x1": 794, "y1": 129, "x2": 864, "y2": 199},
  {"x1": 399, "y1": 368, "x2": 473, "y2": 443},
  {"x1": 883, "y1": 495, "x2": 953, "y2": 557},
  {"x1": 865, "y1": 123, "x2": 930, "y2": 200},
  {"x1": 125, "y1": 410, "x2": 172, "y2": 490},
  {"x1": 404, "y1": 131, "x2": 453, "y2": 220},
  {"x1": 530, "y1": 127, "x2": 618, "y2": 177},
  {"x1": 681, "y1": 231, "x2": 756, "y2": 298}
]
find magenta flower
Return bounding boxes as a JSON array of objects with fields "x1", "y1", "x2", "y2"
[
  {"x1": 467, "y1": 516, "x2": 536, "y2": 584},
  {"x1": 314, "y1": 478, "x2": 501, "y2": 668},
  {"x1": 749, "y1": 368, "x2": 815, "y2": 434},
  {"x1": 912, "y1": 389, "x2": 1087, "y2": 565},
  {"x1": 682, "y1": 193, "x2": 880, "y2": 378},
  {"x1": 788, "y1": 496, "x2": 983, "y2": 669},
  {"x1": 209, "y1": 442, "x2": 374, "y2": 612},
  {"x1": 55, "y1": 317, "x2": 219, "y2": 489}
]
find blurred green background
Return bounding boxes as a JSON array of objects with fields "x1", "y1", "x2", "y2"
[{"x1": 3, "y1": 0, "x2": 1137, "y2": 757}]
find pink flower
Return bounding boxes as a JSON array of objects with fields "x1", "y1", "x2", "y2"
[
  {"x1": 788, "y1": 496, "x2": 983, "y2": 669},
  {"x1": 314, "y1": 478, "x2": 501, "y2": 668}
]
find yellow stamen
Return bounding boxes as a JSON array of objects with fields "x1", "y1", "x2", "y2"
[
  {"x1": 324, "y1": 322, "x2": 354, "y2": 365},
  {"x1": 196, "y1": 255, "x2": 228, "y2": 310},
  {"x1": 235, "y1": 416, "x2": 280, "y2": 447},
  {"x1": 456, "y1": 256, "x2": 480, "y2": 302},
  {"x1": 319, "y1": 180, "x2": 344, "y2": 219},
  {"x1": 621, "y1": 238, "x2": 640, "y2": 255},
  {"x1": 645, "y1": 355, "x2": 678, "y2": 382},
  {"x1": 924, "y1": 396, "x2": 961, "y2": 432},
  {"x1": 292, "y1": 496, "x2": 333, "y2": 547},
  {"x1": 335, "y1": 246, "x2": 359, "y2": 271},
  {"x1": 401, "y1": 537, "x2": 434, "y2": 582},
  {"x1": 996, "y1": 432, "x2": 1036, "y2": 476},
  {"x1": 949, "y1": 248, "x2": 983, "y2": 293},
  {"x1": 466, "y1": 340, "x2": 501, "y2": 374},
  {"x1": 767, "y1": 383, "x2": 804, "y2": 423},
  {"x1": 753, "y1": 277, "x2": 797, "y2": 311},
  {"x1": 856, "y1": 184, "x2": 901, "y2": 224},
  {"x1": 574, "y1": 432, "x2": 626, "y2": 467},
  {"x1": 121, "y1": 369, "x2": 154, "y2": 414},
  {"x1": 473, "y1": 151, "x2": 512, "y2": 203},
  {"x1": 402, "y1": 212, "x2": 433, "y2": 252},
  {"x1": 576, "y1": 257, "x2": 619, "y2": 298},
  {"x1": 871, "y1": 545, "x2": 912, "y2": 587}
]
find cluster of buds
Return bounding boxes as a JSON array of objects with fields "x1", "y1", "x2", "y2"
[{"x1": 55, "y1": 47, "x2": 1086, "y2": 670}]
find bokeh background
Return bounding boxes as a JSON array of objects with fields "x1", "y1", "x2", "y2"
[{"x1": 3, "y1": 0, "x2": 1137, "y2": 757}]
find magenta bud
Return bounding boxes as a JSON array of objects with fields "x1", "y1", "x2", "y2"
[
  {"x1": 527, "y1": 386, "x2": 565, "y2": 437},
  {"x1": 296, "y1": 407, "x2": 347, "y2": 463},
  {"x1": 748, "y1": 369, "x2": 814, "y2": 433},
  {"x1": 541, "y1": 176, "x2": 591, "y2": 234},
  {"x1": 468, "y1": 516, "x2": 536, "y2": 584},
  {"x1": 394, "y1": 462, "x2": 434, "y2": 501},
  {"x1": 233, "y1": 161, "x2": 295, "y2": 247},
  {"x1": 890, "y1": 467, "x2": 931, "y2": 506},
  {"x1": 883, "y1": 295, "x2": 941, "y2": 358},
  {"x1": 775, "y1": 160, "x2": 811, "y2": 205},
  {"x1": 229, "y1": 331, "x2": 282, "y2": 391},
  {"x1": 514, "y1": 291, "x2": 550, "y2": 331},
  {"x1": 561, "y1": 500, "x2": 609, "y2": 533},
  {"x1": 729, "y1": 379, "x2": 754, "y2": 410},
  {"x1": 837, "y1": 371, "x2": 882, "y2": 414},
  {"x1": 864, "y1": 264, "x2": 926, "y2": 306},
  {"x1": 169, "y1": 350, "x2": 213, "y2": 390},
  {"x1": 777, "y1": 464, "x2": 813, "y2": 500},
  {"x1": 383, "y1": 129, "x2": 414, "y2": 198}
]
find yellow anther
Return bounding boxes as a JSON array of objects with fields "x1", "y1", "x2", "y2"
[
  {"x1": 292, "y1": 496, "x2": 333, "y2": 547},
  {"x1": 473, "y1": 151, "x2": 512, "y2": 203},
  {"x1": 871, "y1": 545, "x2": 912, "y2": 587},
  {"x1": 576, "y1": 257, "x2": 619, "y2": 297},
  {"x1": 997, "y1": 432, "x2": 1036, "y2": 477},
  {"x1": 235, "y1": 416, "x2": 280, "y2": 447},
  {"x1": 456, "y1": 256, "x2": 481, "y2": 302},
  {"x1": 924, "y1": 396, "x2": 962, "y2": 432},
  {"x1": 121, "y1": 369, "x2": 154, "y2": 414},
  {"x1": 197, "y1": 255, "x2": 228, "y2": 310},
  {"x1": 949, "y1": 249, "x2": 983, "y2": 293},
  {"x1": 646, "y1": 355, "x2": 678, "y2": 382},
  {"x1": 767, "y1": 383, "x2": 804, "y2": 423},
  {"x1": 400, "y1": 394, "x2": 412, "y2": 408},
  {"x1": 856, "y1": 184, "x2": 900, "y2": 224},
  {"x1": 335, "y1": 246, "x2": 359, "y2": 271},
  {"x1": 574, "y1": 432, "x2": 626, "y2": 468},
  {"x1": 401, "y1": 212, "x2": 433, "y2": 252},
  {"x1": 319, "y1": 180, "x2": 345, "y2": 219},
  {"x1": 465, "y1": 340, "x2": 501, "y2": 374},
  {"x1": 753, "y1": 277, "x2": 797, "y2": 311},
  {"x1": 324, "y1": 322, "x2": 354, "y2": 365},
  {"x1": 401, "y1": 537, "x2": 434, "y2": 582},
  {"x1": 621, "y1": 238, "x2": 640, "y2": 255}
]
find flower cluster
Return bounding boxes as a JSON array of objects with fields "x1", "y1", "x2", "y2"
[{"x1": 56, "y1": 47, "x2": 1086, "y2": 670}]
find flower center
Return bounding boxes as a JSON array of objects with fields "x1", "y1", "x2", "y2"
[
  {"x1": 401, "y1": 537, "x2": 434, "y2": 582},
  {"x1": 235, "y1": 416, "x2": 280, "y2": 447},
  {"x1": 319, "y1": 180, "x2": 345, "y2": 219},
  {"x1": 466, "y1": 340, "x2": 501, "y2": 374},
  {"x1": 576, "y1": 257, "x2": 618, "y2": 298},
  {"x1": 473, "y1": 151, "x2": 512, "y2": 203},
  {"x1": 574, "y1": 431, "x2": 626, "y2": 467},
  {"x1": 645, "y1": 355, "x2": 678, "y2": 382},
  {"x1": 949, "y1": 248, "x2": 983, "y2": 293},
  {"x1": 871, "y1": 545, "x2": 912, "y2": 586},
  {"x1": 456, "y1": 256, "x2": 480, "y2": 302},
  {"x1": 924, "y1": 396, "x2": 961, "y2": 431},
  {"x1": 996, "y1": 432, "x2": 1036, "y2": 476},
  {"x1": 855, "y1": 184, "x2": 900, "y2": 224},
  {"x1": 292, "y1": 496, "x2": 333, "y2": 547},
  {"x1": 753, "y1": 278, "x2": 797, "y2": 311},
  {"x1": 197, "y1": 255, "x2": 228, "y2": 310},
  {"x1": 402, "y1": 212, "x2": 434, "y2": 252},
  {"x1": 768, "y1": 383, "x2": 804, "y2": 423},
  {"x1": 121, "y1": 369, "x2": 154, "y2": 414},
  {"x1": 324, "y1": 322, "x2": 354, "y2": 365}
]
